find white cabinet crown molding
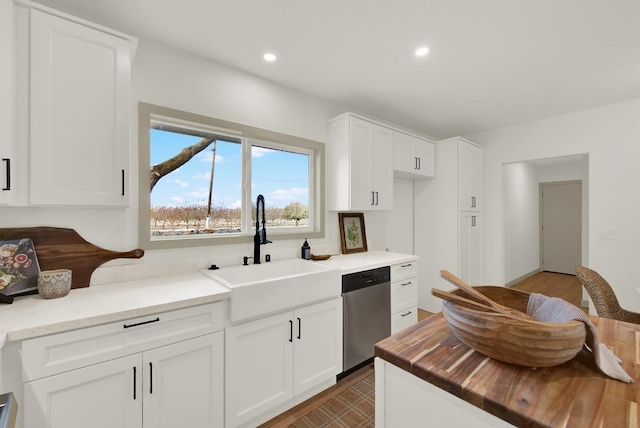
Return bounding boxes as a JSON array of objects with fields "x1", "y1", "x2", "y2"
[{"x1": 14, "y1": 0, "x2": 138, "y2": 55}]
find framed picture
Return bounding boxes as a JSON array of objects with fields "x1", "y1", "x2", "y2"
[{"x1": 338, "y1": 213, "x2": 368, "y2": 254}]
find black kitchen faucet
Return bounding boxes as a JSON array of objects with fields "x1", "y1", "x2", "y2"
[{"x1": 253, "y1": 194, "x2": 272, "y2": 263}]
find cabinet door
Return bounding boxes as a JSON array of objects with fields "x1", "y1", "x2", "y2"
[
  {"x1": 293, "y1": 298, "x2": 342, "y2": 395},
  {"x1": 391, "y1": 277, "x2": 417, "y2": 314},
  {"x1": 458, "y1": 212, "x2": 483, "y2": 285},
  {"x1": 349, "y1": 117, "x2": 375, "y2": 210},
  {"x1": 24, "y1": 353, "x2": 142, "y2": 428},
  {"x1": 225, "y1": 312, "x2": 293, "y2": 428},
  {"x1": 393, "y1": 132, "x2": 415, "y2": 174},
  {"x1": 394, "y1": 132, "x2": 435, "y2": 179},
  {"x1": 372, "y1": 125, "x2": 394, "y2": 210},
  {"x1": 29, "y1": 9, "x2": 131, "y2": 206},
  {"x1": 143, "y1": 332, "x2": 223, "y2": 428},
  {"x1": 458, "y1": 142, "x2": 483, "y2": 211},
  {"x1": 0, "y1": 0, "x2": 13, "y2": 205},
  {"x1": 414, "y1": 141, "x2": 435, "y2": 177},
  {"x1": 391, "y1": 306, "x2": 418, "y2": 334}
]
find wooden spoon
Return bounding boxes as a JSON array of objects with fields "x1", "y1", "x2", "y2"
[
  {"x1": 432, "y1": 288, "x2": 499, "y2": 313},
  {"x1": 439, "y1": 270, "x2": 535, "y2": 320}
]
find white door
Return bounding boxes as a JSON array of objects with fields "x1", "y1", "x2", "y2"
[
  {"x1": 541, "y1": 181, "x2": 582, "y2": 274},
  {"x1": 225, "y1": 312, "x2": 293, "y2": 427},
  {"x1": 413, "y1": 141, "x2": 435, "y2": 177},
  {"x1": 0, "y1": 0, "x2": 13, "y2": 205},
  {"x1": 24, "y1": 354, "x2": 142, "y2": 428},
  {"x1": 372, "y1": 125, "x2": 394, "y2": 210},
  {"x1": 143, "y1": 332, "x2": 224, "y2": 428},
  {"x1": 349, "y1": 117, "x2": 374, "y2": 210},
  {"x1": 293, "y1": 298, "x2": 342, "y2": 395},
  {"x1": 459, "y1": 212, "x2": 483, "y2": 285},
  {"x1": 29, "y1": 9, "x2": 130, "y2": 206},
  {"x1": 458, "y1": 142, "x2": 483, "y2": 211},
  {"x1": 393, "y1": 132, "x2": 415, "y2": 174}
]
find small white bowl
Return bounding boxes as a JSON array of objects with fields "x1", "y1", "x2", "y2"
[{"x1": 38, "y1": 269, "x2": 72, "y2": 299}]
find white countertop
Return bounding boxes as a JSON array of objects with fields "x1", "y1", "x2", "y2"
[
  {"x1": 0, "y1": 251, "x2": 416, "y2": 347},
  {"x1": 0, "y1": 271, "x2": 230, "y2": 347},
  {"x1": 315, "y1": 250, "x2": 417, "y2": 274}
]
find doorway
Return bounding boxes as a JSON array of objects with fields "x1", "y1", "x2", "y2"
[{"x1": 540, "y1": 181, "x2": 582, "y2": 274}]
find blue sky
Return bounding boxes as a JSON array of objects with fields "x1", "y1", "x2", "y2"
[{"x1": 150, "y1": 129, "x2": 309, "y2": 209}]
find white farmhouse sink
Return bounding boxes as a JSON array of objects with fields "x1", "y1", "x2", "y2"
[{"x1": 201, "y1": 258, "x2": 341, "y2": 323}]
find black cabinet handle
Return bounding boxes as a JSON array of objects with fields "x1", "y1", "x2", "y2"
[
  {"x1": 133, "y1": 366, "x2": 137, "y2": 400},
  {"x1": 123, "y1": 317, "x2": 160, "y2": 329},
  {"x1": 400, "y1": 263, "x2": 412, "y2": 268},
  {"x1": 149, "y1": 362, "x2": 153, "y2": 394},
  {"x1": 401, "y1": 281, "x2": 412, "y2": 286},
  {"x1": 414, "y1": 157, "x2": 418, "y2": 170},
  {"x1": 2, "y1": 159, "x2": 9, "y2": 191},
  {"x1": 471, "y1": 196, "x2": 476, "y2": 208},
  {"x1": 297, "y1": 317, "x2": 301, "y2": 339},
  {"x1": 371, "y1": 191, "x2": 375, "y2": 205},
  {"x1": 417, "y1": 157, "x2": 421, "y2": 170},
  {"x1": 471, "y1": 216, "x2": 477, "y2": 227},
  {"x1": 121, "y1": 169, "x2": 125, "y2": 196},
  {"x1": 401, "y1": 311, "x2": 413, "y2": 317},
  {"x1": 375, "y1": 191, "x2": 379, "y2": 206},
  {"x1": 289, "y1": 320, "x2": 293, "y2": 342}
]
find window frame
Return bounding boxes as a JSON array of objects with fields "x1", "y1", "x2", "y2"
[{"x1": 138, "y1": 102, "x2": 325, "y2": 250}]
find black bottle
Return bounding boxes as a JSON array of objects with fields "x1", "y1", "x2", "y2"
[{"x1": 301, "y1": 238, "x2": 310, "y2": 260}]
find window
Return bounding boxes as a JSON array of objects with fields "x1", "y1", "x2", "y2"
[{"x1": 139, "y1": 103, "x2": 325, "y2": 249}]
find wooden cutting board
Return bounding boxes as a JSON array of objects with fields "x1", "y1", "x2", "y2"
[{"x1": 0, "y1": 227, "x2": 144, "y2": 291}]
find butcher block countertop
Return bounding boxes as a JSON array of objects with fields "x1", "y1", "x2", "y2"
[{"x1": 375, "y1": 312, "x2": 640, "y2": 427}]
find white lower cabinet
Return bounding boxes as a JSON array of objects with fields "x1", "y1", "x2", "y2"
[
  {"x1": 390, "y1": 262, "x2": 418, "y2": 334},
  {"x1": 142, "y1": 333, "x2": 224, "y2": 428},
  {"x1": 225, "y1": 298, "x2": 342, "y2": 428},
  {"x1": 24, "y1": 353, "x2": 141, "y2": 428},
  {"x1": 22, "y1": 303, "x2": 224, "y2": 428}
]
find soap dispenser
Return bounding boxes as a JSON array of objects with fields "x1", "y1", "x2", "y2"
[{"x1": 301, "y1": 238, "x2": 310, "y2": 260}]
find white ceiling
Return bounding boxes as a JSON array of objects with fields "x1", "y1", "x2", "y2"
[{"x1": 34, "y1": 0, "x2": 640, "y2": 139}]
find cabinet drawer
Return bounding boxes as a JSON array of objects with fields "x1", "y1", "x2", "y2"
[
  {"x1": 391, "y1": 306, "x2": 418, "y2": 335},
  {"x1": 391, "y1": 261, "x2": 416, "y2": 281},
  {"x1": 391, "y1": 278, "x2": 417, "y2": 313},
  {"x1": 22, "y1": 302, "x2": 223, "y2": 382}
]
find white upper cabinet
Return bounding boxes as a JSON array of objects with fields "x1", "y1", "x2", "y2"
[
  {"x1": 327, "y1": 114, "x2": 394, "y2": 211},
  {"x1": 21, "y1": 6, "x2": 135, "y2": 206},
  {"x1": 458, "y1": 140, "x2": 483, "y2": 211},
  {"x1": 0, "y1": 0, "x2": 14, "y2": 204},
  {"x1": 393, "y1": 131, "x2": 435, "y2": 179}
]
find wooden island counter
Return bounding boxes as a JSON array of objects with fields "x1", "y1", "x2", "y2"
[{"x1": 374, "y1": 313, "x2": 639, "y2": 427}]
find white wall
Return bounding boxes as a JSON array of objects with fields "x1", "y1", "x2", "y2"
[
  {"x1": 2, "y1": 30, "x2": 405, "y2": 275},
  {"x1": 385, "y1": 178, "x2": 414, "y2": 254},
  {"x1": 503, "y1": 162, "x2": 539, "y2": 283},
  {"x1": 466, "y1": 98, "x2": 640, "y2": 312}
]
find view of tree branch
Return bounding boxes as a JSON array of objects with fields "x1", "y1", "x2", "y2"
[{"x1": 150, "y1": 138, "x2": 215, "y2": 191}]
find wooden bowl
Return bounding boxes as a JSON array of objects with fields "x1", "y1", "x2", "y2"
[{"x1": 442, "y1": 286, "x2": 587, "y2": 367}]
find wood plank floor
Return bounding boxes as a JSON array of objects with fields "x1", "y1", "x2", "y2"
[{"x1": 260, "y1": 271, "x2": 583, "y2": 427}]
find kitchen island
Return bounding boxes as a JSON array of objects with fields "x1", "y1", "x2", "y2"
[{"x1": 375, "y1": 312, "x2": 640, "y2": 427}]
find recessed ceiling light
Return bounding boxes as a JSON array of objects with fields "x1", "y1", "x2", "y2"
[
  {"x1": 263, "y1": 53, "x2": 277, "y2": 62},
  {"x1": 415, "y1": 47, "x2": 429, "y2": 57}
]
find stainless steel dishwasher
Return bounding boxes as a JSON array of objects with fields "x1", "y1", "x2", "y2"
[{"x1": 341, "y1": 266, "x2": 391, "y2": 377}]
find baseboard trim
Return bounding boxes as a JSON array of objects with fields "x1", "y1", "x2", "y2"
[{"x1": 505, "y1": 268, "x2": 541, "y2": 287}]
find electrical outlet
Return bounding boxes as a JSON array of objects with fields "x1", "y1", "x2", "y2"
[{"x1": 600, "y1": 228, "x2": 618, "y2": 240}]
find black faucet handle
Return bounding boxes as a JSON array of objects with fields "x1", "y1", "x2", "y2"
[{"x1": 243, "y1": 256, "x2": 252, "y2": 266}]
